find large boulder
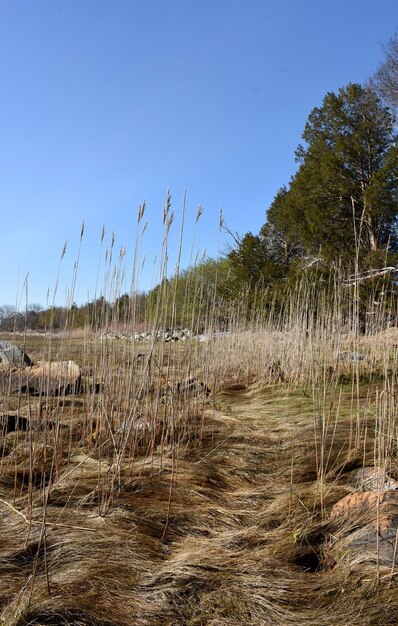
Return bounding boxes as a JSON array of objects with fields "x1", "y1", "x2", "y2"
[
  {"x1": 328, "y1": 490, "x2": 398, "y2": 567},
  {"x1": 0, "y1": 341, "x2": 32, "y2": 368},
  {"x1": 22, "y1": 360, "x2": 81, "y2": 396},
  {"x1": 0, "y1": 360, "x2": 81, "y2": 396}
]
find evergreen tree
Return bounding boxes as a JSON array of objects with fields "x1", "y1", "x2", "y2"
[{"x1": 267, "y1": 84, "x2": 398, "y2": 264}]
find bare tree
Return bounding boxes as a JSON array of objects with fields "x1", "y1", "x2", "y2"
[
  {"x1": 372, "y1": 33, "x2": 398, "y2": 107},
  {"x1": 0, "y1": 305, "x2": 16, "y2": 323},
  {"x1": 29, "y1": 303, "x2": 43, "y2": 313}
]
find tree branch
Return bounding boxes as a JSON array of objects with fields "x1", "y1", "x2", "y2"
[{"x1": 344, "y1": 266, "x2": 398, "y2": 286}]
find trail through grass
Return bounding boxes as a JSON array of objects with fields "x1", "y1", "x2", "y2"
[{"x1": 1, "y1": 364, "x2": 397, "y2": 625}]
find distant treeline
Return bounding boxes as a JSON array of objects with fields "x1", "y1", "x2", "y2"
[{"x1": 0, "y1": 294, "x2": 147, "y2": 332}]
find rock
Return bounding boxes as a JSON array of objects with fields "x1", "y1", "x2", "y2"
[
  {"x1": 22, "y1": 360, "x2": 81, "y2": 396},
  {"x1": 330, "y1": 491, "x2": 384, "y2": 519},
  {"x1": 329, "y1": 491, "x2": 398, "y2": 567},
  {"x1": 157, "y1": 378, "x2": 211, "y2": 400},
  {"x1": 100, "y1": 328, "x2": 193, "y2": 342},
  {"x1": 0, "y1": 341, "x2": 32, "y2": 368},
  {"x1": 0, "y1": 414, "x2": 58, "y2": 433},
  {"x1": 270, "y1": 361, "x2": 286, "y2": 382},
  {"x1": 338, "y1": 351, "x2": 366, "y2": 363},
  {"x1": 174, "y1": 378, "x2": 211, "y2": 397},
  {"x1": 1, "y1": 360, "x2": 81, "y2": 396},
  {"x1": 0, "y1": 414, "x2": 30, "y2": 433},
  {"x1": 348, "y1": 466, "x2": 398, "y2": 492},
  {"x1": 340, "y1": 518, "x2": 398, "y2": 566},
  {"x1": 135, "y1": 352, "x2": 146, "y2": 365}
]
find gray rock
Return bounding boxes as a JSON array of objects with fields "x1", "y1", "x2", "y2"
[
  {"x1": 349, "y1": 466, "x2": 398, "y2": 492},
  {"x1": 338, "y1": 351, "x2": 366, "y2": 363},
  {"x1": 174, "y1": 378, "x2": 211, "y2": 397},
  {"x1": 0, "y1": 341, "x2": 32, "y2": 368}
]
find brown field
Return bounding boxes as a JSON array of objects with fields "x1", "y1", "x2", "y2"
[{"x1": 1, "y1": 327, "x2": 398, "y2": 625}]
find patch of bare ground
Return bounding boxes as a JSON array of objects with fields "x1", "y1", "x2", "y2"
[{"x1": 1, "y1": 336, "x2": 398, "y2": 624}]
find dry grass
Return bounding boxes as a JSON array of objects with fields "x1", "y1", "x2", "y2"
[{"x1": 1, "y1": 334, "x2": 398, "y2": 625}]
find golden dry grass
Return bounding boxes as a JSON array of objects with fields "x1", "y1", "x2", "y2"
[{"x1": 1, "y1": 326, "x2": 398, "y2": 625}]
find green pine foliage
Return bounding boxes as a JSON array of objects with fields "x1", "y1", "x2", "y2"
[{"x1": 228, "y1": 83, "x2": 398, "y2": 300}]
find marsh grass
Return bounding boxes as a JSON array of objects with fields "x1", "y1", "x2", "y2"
[{"x1": 1, "y1": 209, "x2": 398, "y2": 624}]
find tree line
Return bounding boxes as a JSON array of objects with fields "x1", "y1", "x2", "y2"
[{"x1": 0, "y1": 294, "x2": 147, "y2": 332}]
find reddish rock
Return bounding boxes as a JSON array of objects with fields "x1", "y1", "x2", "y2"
[
  {"x1": 330, "y1": 491, "x2": 385, "y2": 519},
  {"x1": 329, "y1": 491, "x2": 398, "y2": 567}
]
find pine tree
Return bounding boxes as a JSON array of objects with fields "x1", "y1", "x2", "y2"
[{"x1": 266, "y1": 84, "x2": 398, "y2": 264}]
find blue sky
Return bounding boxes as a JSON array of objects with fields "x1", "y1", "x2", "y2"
[{"x1": 0, "y1": 0, "x2": 397, "y2": 306}]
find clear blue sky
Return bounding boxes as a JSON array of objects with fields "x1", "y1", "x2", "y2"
[{"x1": 0, "y1": 0, "x2": 397, "y2": 307}]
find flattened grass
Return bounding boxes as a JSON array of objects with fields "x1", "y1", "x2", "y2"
[{"x1": 0, "y1": 360, "x2": 397, "y2": 625}]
